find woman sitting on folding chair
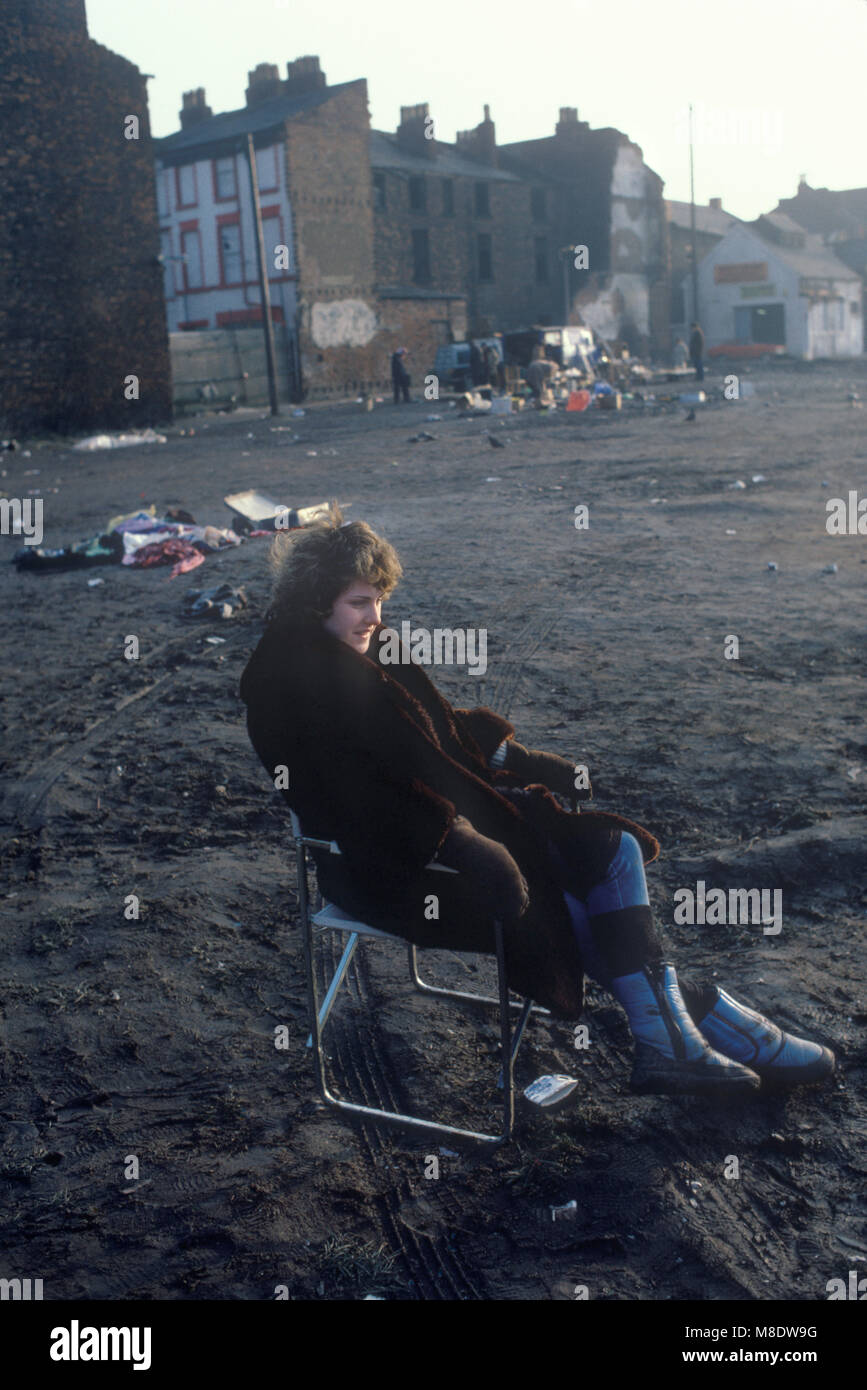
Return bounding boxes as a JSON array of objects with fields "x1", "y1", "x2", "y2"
[{"x1": 240, "y1": 507, "x2": 834, "y2": 1098}]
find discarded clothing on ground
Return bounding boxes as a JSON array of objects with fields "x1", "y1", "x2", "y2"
[
  {"x1": 183, "y1": 583, "x2": 249, "y2": 619},
  {"x1": 14, "y1": 505, "x2": 241, "y2": 575}
]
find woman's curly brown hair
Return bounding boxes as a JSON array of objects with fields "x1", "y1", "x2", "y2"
[{"x1": 267, "y1": 501, "x2": 403, "y2": 624}]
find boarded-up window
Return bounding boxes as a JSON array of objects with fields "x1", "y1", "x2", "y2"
[
  {"x1": 177, "y1": 165, "x2": 197, "y2": 206},
  {"x1": 478, "y1": 232, "x2": 493, "y2": 281},
  {"x1": 534, "y1": 237, "x2": 548, "y2": 283},
  {"x1": 220, "y1": 224, "x2": 243, "y2": 285},
  {"x1": 181, "y1": 229, "x2": 203, "y2": 288},
  {"x1": 215, "y1": 157, "x2": 237, "y2": 199},
  {"x1": 412, "y1": 228, "x2": 431, "y2": 283},
  {"x1": 409, "y1": 177, "x2": 426, "y2": 212},
  {"x1": 714, "y1": 261, "x2": 768, "y2": 284}
]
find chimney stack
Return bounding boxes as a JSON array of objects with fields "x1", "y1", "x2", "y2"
[
  {"x1": 455, "y1": 104, "x2": 498, "y2": 166},
  {"x1": 708, "y1": 197, "x2": 722, "y2": 212},
  {"x1": 285, "y1": 55, "x2": 326, "y2": 96},
  {"x1": 245, "y1": 63, "x2": 282, "y2": 107},
  {"x1": 180, "y1": 88, "x2": 213, "y2": 130},
  {"x1": 555, "y1": 106, "x2": 582, "y2": 138},
  {"x1": 397, "y1": 103, "x2": 436, "y2": 159}
]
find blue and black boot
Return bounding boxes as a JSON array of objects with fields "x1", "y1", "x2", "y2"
[
  {"x1": 694, "y1": 987, "x2": 835, "y2": 1086},
  {"x1": 611, "y1": 961, "x2": 762, "y2": 1096}
]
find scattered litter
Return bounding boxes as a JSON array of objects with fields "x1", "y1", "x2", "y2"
[
  {"x1": 87, "y1": 577, "x2": 104, "y2": 587},
  {"x1": 205, "y1": 636, "x2": 227, "y2": 646},
  {"x1": 291, "y1": 409, "x2": 306, "y2": 417},
  {"x1": 847, "y1": 765, "x2": 861, "y2": 781},
  {"x1": 485, "y1": 477, "x2": 501, "y2": 483},
  {"x1": 728, "y1": 480, "x2": 747, "y2": 490},
  {"x1": 363, "y1": 1295, "x2": 385, "y2": 1301},
  {"x1": 0, "y1": 439, "x2": 20, "y2": 451},
  {"x1": 23, "y1": 468, "x2": 39, "y2": 475},
  {"x1": 751, "y1": 473, "x2": 767, "y2": 483},
  {"x1": 725, "y1": 529, "x2": 737, "y2": 536},
  {"x1": 225, "y1": 493, "x2": 330, "y2": 534},
  {"x1": 456, "y1": 391, "x2": 491, "y2": 414},
  {"x1": 566, "y1": 390, "x2": 591, "y2": 412},
  {"x1": 822, "y1": 563, "x2": 838, "y2": 574},
  {"x1": 438, "y1": 1147, "x2": 459, "y2": 1158},
  {"x1": 767, "y1": 561, "x2": 778, "y2": 571},
  {"x1": 426, "y1": 414, "x2": 442, "y2": 421},
  {"x1": 679, "y1": 391, "x2": 706, "y2": 405},
  {"x1": 408, "y1": 432, "x2": 436, "y2": 443},
  {"x1": 306, "y1": 450, "x2": 318, "y2": 457},
  {"x1": 523, "y1": 1074, "x2": 578, "y2": 1107},
  {"x1": 822, "y1": 480, "x2": 830, "y2": 487},
  {"x1": 549, "y1": 1200, "x2": 578, "y2": 1222},
  {"x1": 73, "y1": 428, "x2": 167, "y2": 451},
  {"x1": 184, "y1": 583, "x2": 248, "y2": 619},
  {"x1": 487, "y1": 433, "x2": 506, "y2": 448}
]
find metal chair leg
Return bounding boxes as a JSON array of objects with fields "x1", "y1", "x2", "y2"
[
  {"x1": 407, "y1": 943, "x2": 550, "y2": 1017},
  {"x1": 297, "y1": 849, "x2": 528, "y2": 1145},
  {"x1": 494, "y1": 921, "x2": 515, "y2": 1139}
]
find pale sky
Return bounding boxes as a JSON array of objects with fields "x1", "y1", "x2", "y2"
[{"x1": 87, "y1": 0, "x2": 867, "y2": 221}]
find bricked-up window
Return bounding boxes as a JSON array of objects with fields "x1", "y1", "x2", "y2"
[
  {"x1": 671, "y1": 286, "x2": 686, "y2": 323},
  {"x1": 531, "y1": 187, "x2": 546, "y2": 222},
  {"x1": 409, "y1": 176, "x2": 426, "y2": 212},
  {"x1": 534, "y1": 237, "x2": 549, "y2": 283},
  {"x1": 477, "y1": 232, "x2": 493, "y2": 281},
  {"x1": 412, "y1": 228, "x2": 431, "y2": 284},
  {"x1": 220, "y1": 224, "x2": 243, "y2": 285},
  {"x1": 215, "y1": 157, "x2": 237, "y2": 199},
  {"x1": 442, "y1": 179, "x2": 454, "y2": 216},
  {"x1": 475, "y1": 182, "x2": 491, "y2": 218},
  {"x1": 373, "y1": 173, "x2": 386, "y2": 211}
]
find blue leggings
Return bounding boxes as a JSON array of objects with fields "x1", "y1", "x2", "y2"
[{"x1": 560, "y1": 831, "x2": 649, "y2": 986}]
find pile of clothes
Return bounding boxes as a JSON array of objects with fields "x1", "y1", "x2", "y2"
[{"x1": 14, "y1": 506, "x2": 242, "y2": 578}]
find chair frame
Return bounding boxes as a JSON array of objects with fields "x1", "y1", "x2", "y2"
[{"x1": 290, "y1": 811, "x2": 550, "y2": 1146}]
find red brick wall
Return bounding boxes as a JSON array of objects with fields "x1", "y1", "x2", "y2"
[{"x1": 0, "y1": 5, "x2": 173, "y2": 435}]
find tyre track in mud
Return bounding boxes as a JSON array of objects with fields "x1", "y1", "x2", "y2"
[{"x1": 315, "y1": 930, "x2": 485, "y2": 1299}]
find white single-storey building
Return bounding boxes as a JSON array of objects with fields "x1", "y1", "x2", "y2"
[{"x1": 683, "y1": 213, "x2": 863, "y2": 359}]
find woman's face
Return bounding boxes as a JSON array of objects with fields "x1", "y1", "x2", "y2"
[{"x1": 321, "y1": 580, "x2": 383, "y2": 654}]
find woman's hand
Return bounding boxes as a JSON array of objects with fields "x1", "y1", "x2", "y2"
[
  {"x1": 435, "y1": 816, "x2": 529, "y2": 920},
  {"x1": 504, "y1": 740, "x2": 591, "y2": 799}
]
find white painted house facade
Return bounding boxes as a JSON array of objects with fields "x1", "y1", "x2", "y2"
[
  {"x1": 687, "y1": 215, "x2": 862, "y2": 359},
  {"x1": 154, "y1": 136, "x2": 297, "y2": 336}
]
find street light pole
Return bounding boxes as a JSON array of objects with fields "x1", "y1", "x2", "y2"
[{"x1": 689, "y1": 104, "x2": 700, "y2": 326}]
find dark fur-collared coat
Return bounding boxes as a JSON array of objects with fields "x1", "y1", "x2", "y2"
[{"x1": 239, "y1": 616, "x2": 659, "y2": 1019}]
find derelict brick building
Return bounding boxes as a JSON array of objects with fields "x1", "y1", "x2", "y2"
[
  {"x1": 0, "y1": 0, "x2": 172, "y2": 435},
  {"x1": 156, "y1": 59, "x2": 472, "y2": 401},
  {"x1": 372, "y1": 102, "x2": 671, "y2": 358}
]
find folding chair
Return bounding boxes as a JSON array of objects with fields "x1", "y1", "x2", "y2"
[{"x1": 290, "y1": 810, "x2": 551, "y2": 1146}]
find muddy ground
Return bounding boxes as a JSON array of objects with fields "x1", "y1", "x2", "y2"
[{"x1": 1, "y1": 357, "x2": 865, "y2": 1302}]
